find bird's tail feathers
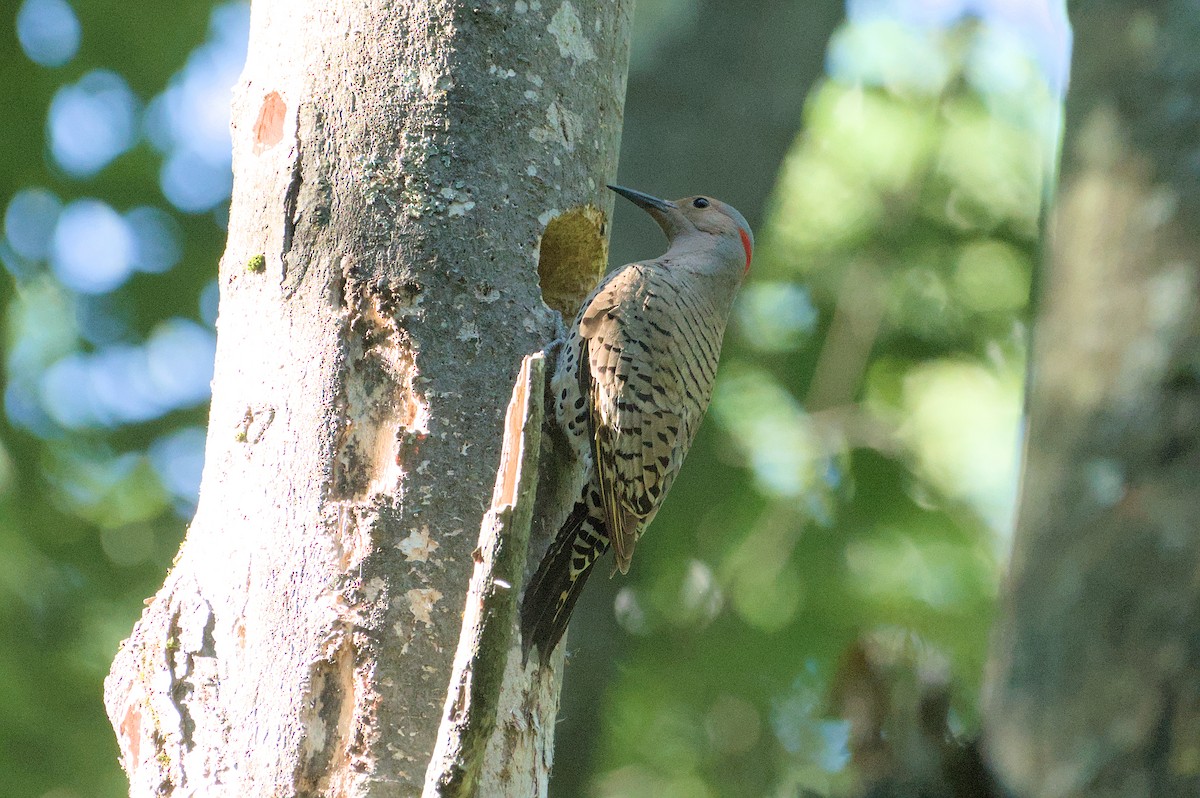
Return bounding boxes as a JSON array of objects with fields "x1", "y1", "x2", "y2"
[{"x1": 520, "y1": 498, "x2": 607, "y2": 665}]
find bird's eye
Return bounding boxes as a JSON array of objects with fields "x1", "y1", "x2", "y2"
[{"x1": 692, "y1": 197, "x2": 710, "y2": 208}]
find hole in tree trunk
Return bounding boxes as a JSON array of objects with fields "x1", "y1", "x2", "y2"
[{"x1": 536, "y1": 205, "x2": 608, "y2": 321}]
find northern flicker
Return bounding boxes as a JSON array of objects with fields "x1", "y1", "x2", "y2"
[{"x1": 521, "y1": 184, "x2": 753, "y2": 663}]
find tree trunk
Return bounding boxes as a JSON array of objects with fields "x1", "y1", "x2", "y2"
[
  {"x1": 103, "y1": 1, "x2": 632, "y2": 795},
  {"x1": 984, "y1": 2, "x2": 1200, "y2": 795}
]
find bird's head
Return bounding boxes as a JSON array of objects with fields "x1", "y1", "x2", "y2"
[{"x1": 608, "y1": 184, "x2": 754, "y2": 278}]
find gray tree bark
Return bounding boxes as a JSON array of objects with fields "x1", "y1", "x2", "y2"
[
  {"x1": 984, "y1": 2, "x2": 1200, "y2": 796},
  {"x1": 103, "y1": 1, "x2": 632, "y2": 795}
]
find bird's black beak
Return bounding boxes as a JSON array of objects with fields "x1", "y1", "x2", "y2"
[{"x1": 607, "y1": 184, "x2": 677, "y2": 213}]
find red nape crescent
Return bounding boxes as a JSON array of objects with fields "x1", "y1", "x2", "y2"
[{"x1": 739, "y1": 228, "x2": 753, "y2": 273}]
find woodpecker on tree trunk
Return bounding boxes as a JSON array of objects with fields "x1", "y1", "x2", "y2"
[{"x1": 521, "y1": 184, "x2": 754, "y2": 663}]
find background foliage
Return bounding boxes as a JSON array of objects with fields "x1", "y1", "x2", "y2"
[{"x1": 0, "y1": 1, "x2": 1065, "y2": 796}]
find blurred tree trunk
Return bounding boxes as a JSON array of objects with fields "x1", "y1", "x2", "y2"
[
  {"x1": 103, "y1": 1, "x2": 631, "y2": 795},
  {"x1": 985, "y1": 2, "x2": 1200, "y2": 796}
]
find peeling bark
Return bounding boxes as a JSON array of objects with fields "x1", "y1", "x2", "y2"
[
  {"x1": 104, "y1": 1, "x2": 632, "y2": 795},
  {"x1": 423, "y1": 354, "x2": 556, "y2": 797}
]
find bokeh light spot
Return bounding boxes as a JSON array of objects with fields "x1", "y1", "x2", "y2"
[
  {"x1": 148, "y1": 426, "x2": 207, "y2": 504},
  {"x1": 51, "y1": 199, "x2": 135, "y2": 294},
  {"x1": 125, "y1": 206, "x2": 184, "y2": 274},
  {"x1": 953, "y1": 239, "x2": 1031, "y2": 313},
  {"x1": 897, "y1": 359, "x2": 1022, "y2": 530},
  {"x1": 144, "y1": 319, "x2": 216, "y2": 408},
  {"x1": 146, "y1": 2, "x2": 250, "y2": 213},
  {"x1": 38, "y1": 319, "x2": 215, "y2": 429},
  {"x1": 159, "y1": 150, "x2": 234, "y2": 213},
  {"x1": 736, "y1": 282, "x2": 818, "y2": 352},
  {"x1": 199, "y1": 279, "x2": 220, "y2": 326},
  {"x1": 48, "y1": 70, "x2": 139, "y2": 177},
  {"x1": 16, "y1": 0, "x2": 80, "y2": 67},
  {"x1": 828, "y1": 17, "x2": 952, "y2": 94},
  {"x1": 845, "y1": 534, "x2": 977, "y2": 609},
  {"x1": 712, "y1": 367, "x2": 824, "y2": 498},
  {"x1": 771, "y1": 662, "x2": 851, "y2": 771},
  {"x1": 5, "y1": 187, "x2": 62, "y2": 261},
  {"x1": 731, "y1": 559, "x2": 803, "y2": 632}
]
